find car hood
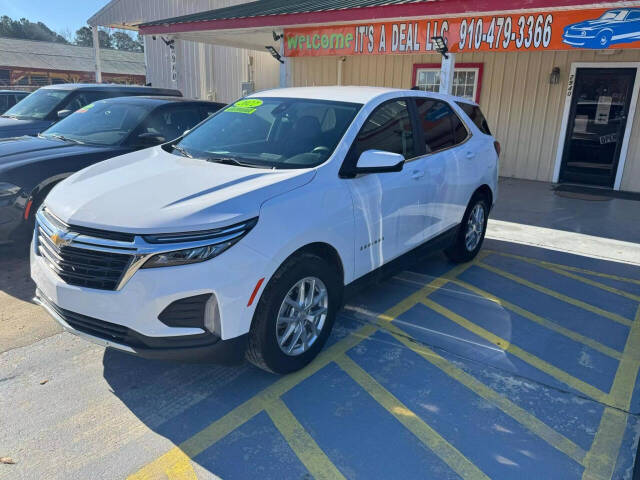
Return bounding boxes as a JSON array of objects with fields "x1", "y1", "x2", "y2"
[
  {"x1": 45, "y1": 146, "x2": 316, "y2": 234},
  {"x1": 0, "y1": 135, "x2": 108, "y2": 173},
  {"x1": 567, "y1": 19, "x2": 616, "y2": 30},
  {"x1": 0, "y1": 117, "x2": 52, "y2": 138}
]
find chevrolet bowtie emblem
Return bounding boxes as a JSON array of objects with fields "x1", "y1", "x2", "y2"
[{"x1": 50, "y1": 232, "x2": 72, "y2": 248}]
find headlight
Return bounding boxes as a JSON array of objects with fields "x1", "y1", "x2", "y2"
[
  {"x1": 0, "y1": 182, "x2": 20, "y2": 199},
  {"x1": 141, "y1": 217, "x2": 258, "y2": 269}
]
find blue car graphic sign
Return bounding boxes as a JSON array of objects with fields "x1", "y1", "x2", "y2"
[{"x1": 563, "y1": 8, "x2": 640, "y2": 48}]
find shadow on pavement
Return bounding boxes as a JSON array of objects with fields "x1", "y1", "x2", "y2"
[{"x1": 0, "y1": 242, "x2": 35, "y2": 304}]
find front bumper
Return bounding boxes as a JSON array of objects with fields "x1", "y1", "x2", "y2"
[
  {"x1": 35, "y1": 290, "x2": 248, "y2": 363},
  {"x1": 31, "y1": 224, "x2": 272, "y2": 362},
  {"x1": 0, "y1": 199, "x2": 27, "y2": 244},
  {"x1": 562, "y1": 31, "x2": 597, "y2": 46}
]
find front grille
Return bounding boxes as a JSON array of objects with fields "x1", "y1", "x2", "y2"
[
  {"x1": 41, "y1": 294, "x2": 128, "y2": 343},
  {"x1": 37, "y1": 222, "x2": 134, "y2": 291}
]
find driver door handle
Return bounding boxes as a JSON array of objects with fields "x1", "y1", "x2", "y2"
[
  {"x1": 465, "y1": 151, "x2": 476, "y2": 159},
  {"x1": 411, "y1": 169, "x2": 425, "y2": 179}
]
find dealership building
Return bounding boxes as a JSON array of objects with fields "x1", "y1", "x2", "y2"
[{"x1": 90, "y1": 0, "x2": 640, "y2": 193}]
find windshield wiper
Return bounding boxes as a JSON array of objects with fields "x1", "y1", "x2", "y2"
[
  {"x1": 172, "y1": 144, "x2": 193, "y2": 158},
  {"x1": 1, "y1": 114, "x2": 18, "y2": 119},
  {"x1": 42, "y1": 133, "x2": 85, "y2": 144},
  {"x1": 205, "y1": 155, "x2": 268, "y2": 169}
]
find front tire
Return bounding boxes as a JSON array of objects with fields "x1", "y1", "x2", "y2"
[
  {"x1": 246, "y1": 253, "x2": 341, "y2": 374},
  {"x1": 445, "y1": 194, "x2": 489, "y2": 263}
]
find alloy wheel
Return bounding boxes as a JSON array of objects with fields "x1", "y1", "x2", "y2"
[
  {"x1": 276, "y1": 276, "x2": 328, "y2": 356},
  {"x1": 465, "y1": 203, "x2": 486, "y2": 252}
]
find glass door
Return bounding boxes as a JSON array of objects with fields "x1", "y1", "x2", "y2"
[{"x1": 560, "y1": 68, "x2": 635, "y2": 187}]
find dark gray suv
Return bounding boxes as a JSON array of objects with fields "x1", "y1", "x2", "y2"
[{"x1": 0, "y1": 84, "x2": 181, "y2": 139}]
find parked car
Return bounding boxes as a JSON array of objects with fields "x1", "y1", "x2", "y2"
[
  {"x1": 563, "y1": 8, "x2": 640, "y2": 48},
  {"x1": 0, "y1": 96, "x2": 224, "y2": 244},
  {"x1": 31, "y1": 87, "x2": 499, "y2": 373},
  {"x1": 0, "y1": 83, "x2": 181, "y2": 139},
  {"x1": 0, "y1": 90, "x2": 29, "y2": 114}
]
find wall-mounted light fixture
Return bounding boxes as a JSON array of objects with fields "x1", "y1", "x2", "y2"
[
  {"x1": 265, "y1": 45, "x2": 284, "y2": 64},
  {"x1": 431, "y1": 36, "x2": 449, "y2": 59},
  {"x1": 549, "y1": 67, "x2": 560, "y2": 85}
]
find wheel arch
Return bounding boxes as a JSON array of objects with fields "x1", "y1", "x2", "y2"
[
  {"x1": 473, "y1": 184, "x2": 494, "y2": 209},
  {"x1": 283, "y1": 242, "x2": 345, "y2": 287}
]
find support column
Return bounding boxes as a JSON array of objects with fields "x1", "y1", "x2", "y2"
[
  {"x1": 439, "y1": 53, "x2": 455, "y2": 96},
  {"x1": 279, "y1": 37, "x2": 290, "y2": 88},
  {"x1": 92, "y1": 26, "x2": 102, "y2": 83}
]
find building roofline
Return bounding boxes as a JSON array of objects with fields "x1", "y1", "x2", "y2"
[{"x1": 139, "y1": 0, "x2": 620, "y2": 35}]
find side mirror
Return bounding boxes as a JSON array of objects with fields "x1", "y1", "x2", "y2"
[
  {"x1": 355, "y1": 150, "x2": 405, "y2": 175},
  {"x1": 57, "y1": 109, "x2": 73, "y2": 119},
  {"x1": 137, "y1": 132, "x2": 166, "y2": 146}
]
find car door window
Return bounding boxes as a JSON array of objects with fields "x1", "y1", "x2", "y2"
[
  {"x1": 0, "y1": 95, "x2": 8, "y2": 112},
  {"x1": 354, "y1": 99, "x2": 415, "y2": 159},
  {"x1": 61, "y1": 92, "x2": 109, "y2": 113},
  {"x1": 135, "y1": 106, "x2": 205, "y2": 144},
  {"x1": 415, "y1": 99, "x2": 468, "y2": 152}
]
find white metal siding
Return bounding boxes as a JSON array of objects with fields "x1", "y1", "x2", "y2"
[{"x1": 90, "y1": 0, "x2": 280, "y2": 102}]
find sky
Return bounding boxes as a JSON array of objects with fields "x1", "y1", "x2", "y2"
[{"x1": 0, "y1": 0, "x2": 112, "y2": 38}]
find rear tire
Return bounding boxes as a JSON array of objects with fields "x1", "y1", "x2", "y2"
[
  {"x1": 445, "y1": 193, "x2": 489, "y2": 263},
  {"x1": 246, "y1": 253, "x2": 341, "y2": 374}
]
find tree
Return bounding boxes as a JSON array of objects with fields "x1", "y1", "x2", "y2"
[
  {"x1": 0, "y1": 16, "x2": 68, "y2": 43},
  {"x1": 74, "y1": 26, "x2": 112, "y2": 49},
  {"x1": 112, "y1": 31, "x2": 142, "y2": 52}
]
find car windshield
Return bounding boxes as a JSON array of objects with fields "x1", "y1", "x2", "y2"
[
  {"x1": 599, "y1": 10, "x2": 627, "y2": 21},
  {"x1": 2, "y1": 89, "x2": 69, "y2": 120},
  {"x1": 40, "y1": 100, "x2": 152, "y2": 146},
  {"x1": 171, "y1": 97, "x2": 362, "y2": 169}
]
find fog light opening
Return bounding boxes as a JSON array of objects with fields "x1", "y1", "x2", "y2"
[{"x1": 204, "y1": 293, "x2": 222, "y2": 335}]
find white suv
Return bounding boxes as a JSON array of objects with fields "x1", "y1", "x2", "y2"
[{"x1": 31, "y1": 87, "x2": 498, "y2": 373}]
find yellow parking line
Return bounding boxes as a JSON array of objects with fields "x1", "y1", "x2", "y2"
[
  {"x1": 477, "y1": 262, "x2": 633, "y2": 327},
  {"x1": 128, "y1": 258, "x2": 468, "y2": 480},
  {"x1": 487, "y1": 251, "x2": 640, "y2": 302},
  {"x1": 486, "y1": 250, "x2": 640, "y2": 286},
  {"x1": 421, "y1": 298, "x2": 609, "y2": 405},
  {"x1": 380, "y1": 251, "x2": 488, "y2": 322},
  {"x1": 450, "y1": 278, "x2": 623, "y2": 361},
  {"x1": 127, "y1": 324, "x2": 377, "y2": 480},
  {"x1": 581, "y1": 407, "x2": 628, "y2": 480},
  {"x1": 265, "y1": 399, "x2": 346, "y2": 480},
  {"x1": 581, "y1": 306, "x2": 640, "y2": 480},
  {"x1": 336, "y1": 354, "x2": 490, "y2": 480},
  {"x1": 377, "y1": 322, "x2": 588, "y2": 465}
]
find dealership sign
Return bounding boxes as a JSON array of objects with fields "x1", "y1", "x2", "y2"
[{"x1": 284, "y1": 7, "x2": 640, "y2": 57}]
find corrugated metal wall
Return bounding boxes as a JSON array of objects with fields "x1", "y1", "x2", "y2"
[
  {"x1": 90, "y1": 0, "x2": 280, "y2": 103},
  {"x1": 290, "y1": 50, "x2": 640, "y2": 193}
]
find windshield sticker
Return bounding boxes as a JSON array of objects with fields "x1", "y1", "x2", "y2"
[
  {"x1": 226, "y1": 106, "x2": 257, "y2": 114},
  {"x1": 77, "y1": 103, "x2": 95, "y2": 113},
  {"x1": 235, "y1": 99, "x2": 263, "y2": 108},
  {"x1": 226, "y1": 99, "x2": 263, "y2": 114}
]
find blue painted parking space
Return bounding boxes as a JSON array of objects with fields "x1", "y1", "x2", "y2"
[{"x1": 124, "y1": 239, "x2": 640, "y2": 480}]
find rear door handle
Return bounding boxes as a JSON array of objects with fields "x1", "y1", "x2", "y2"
[
  {"x1": 465, "y1": 151, "x2": 476, "y2": 159},
  {"x1": 411, "y1": 169, "x2": 425, "y2": 179}
]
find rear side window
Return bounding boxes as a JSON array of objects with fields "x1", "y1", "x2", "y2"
[
  {"x1": 456, "y1": 102, "x2": 492, "y2": 135},
  {"x1": 415, "y1": 99, "x2": 468, "y2": 152},
  {"x1": 354, "y1": 99, "x2": 415, "y2": 159}
]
